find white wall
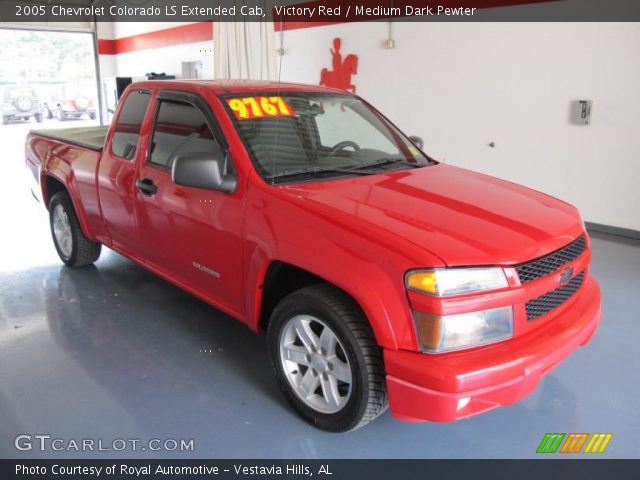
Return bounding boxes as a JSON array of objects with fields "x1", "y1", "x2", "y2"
[
  {"x1": 279, "y1": 22, "x2": 640, "y2": 231},
  {"x1": 113, "y1": 41, "x2": 213, "y2": 79},
  {"x1": 96, "y1": 22, "x2": 115, "y2": 79},
  {"x1": 101, "y1": 22, "x2": 213, "y2": 79}
]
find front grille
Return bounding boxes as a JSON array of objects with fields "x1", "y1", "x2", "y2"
[
  {"x1": 516, "y1": 235, "x2": 586, "y2": 284},
  {"x1": 525, "y1": 271, "x2": 585, "y2": 321}
]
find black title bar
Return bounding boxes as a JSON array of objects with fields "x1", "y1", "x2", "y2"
[
  {"x1": 2, "y1": 459, "x2": 640, "y2": 480},
  {"x1": 2, "y1": 0, "x2": 640, "y2": 23}
]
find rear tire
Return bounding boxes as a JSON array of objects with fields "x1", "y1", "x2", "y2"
[
  {"x1": 268, "y1": 284, "x2": 388, "y2": 432},
  {"x1": 49, "y1": 191, "x2": 101, "y2": 267}
]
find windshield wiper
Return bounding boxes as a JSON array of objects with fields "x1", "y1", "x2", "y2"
[
  {"x1": 353, "y1": 158, "x2": 423, "y2": 170},
  {"x1": 267, "y1": 166, "x2": 375, "y2": 182},
  {"x1": 267, "y1": 158, "x2": 424, "y2": 182}
]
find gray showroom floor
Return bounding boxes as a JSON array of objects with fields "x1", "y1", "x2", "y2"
[{"x1": 1, "y1": 121, "x2": 639, "y2": 459}]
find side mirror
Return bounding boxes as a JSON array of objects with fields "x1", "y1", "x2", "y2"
[
  {"x1": 409, "y1": 136, "x2": 424, "y2": 150},
  {"x1": 172, "y1": 152, "x2": 237, "y2": 193}
]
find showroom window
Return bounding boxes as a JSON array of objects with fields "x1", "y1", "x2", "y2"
[
  {"x1": 148, "y1": 100, "x2": 223, "y2": 170},
  {"x1": 111, "y1": 91, "x2": 151, "y2": 160}
]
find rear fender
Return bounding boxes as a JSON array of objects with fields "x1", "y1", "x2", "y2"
[{"x1": 41, "y1": 169, "x2": 95, "y2": 241}]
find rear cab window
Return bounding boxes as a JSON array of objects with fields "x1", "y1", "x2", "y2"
[{"x1": 111, "y1": 90, "x2": 151, "y2": 160}]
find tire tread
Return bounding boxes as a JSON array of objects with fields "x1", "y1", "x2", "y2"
[
  {"x1": 269, "y1": 283, "x2": 388, "y2": 432},
  {"x1": 50, "y1": 191, "x2": 101, "y2": 267}
]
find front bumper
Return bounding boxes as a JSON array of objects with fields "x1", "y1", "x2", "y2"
[{"x1": 385, "y1": 274, "x2": 601, "y2": 422}]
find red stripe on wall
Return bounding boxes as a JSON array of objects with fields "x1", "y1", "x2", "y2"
[
  {"x1": 273, "y1": 0, "x2": 561, "y2": 31},
  {"x1": 97, "y1": 1, "x2": 560, "y2": 53},
  {"x1": 98, "y1": 22, "x2": 213, "y2": 55},
  {"x1": 97, "y1": 39, "x2": 116, "y2": 55}
]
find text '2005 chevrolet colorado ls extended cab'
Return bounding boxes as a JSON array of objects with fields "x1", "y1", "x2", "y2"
[{"x1": 26, "y1": 80, "x2": 601, "y2": 432}]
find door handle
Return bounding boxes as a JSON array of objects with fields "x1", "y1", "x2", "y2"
[{"x1": 136, "y1": 178, "x2": 158, "y2": 196}]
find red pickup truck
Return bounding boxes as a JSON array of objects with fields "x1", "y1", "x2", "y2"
[{"x1": 26, "y1": 80, "x2": 601, "y2": 432}]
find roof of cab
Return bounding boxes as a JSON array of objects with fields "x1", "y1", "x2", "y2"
[{"x1": 131, "y1": 79, "x2": 348, "y2": 95}]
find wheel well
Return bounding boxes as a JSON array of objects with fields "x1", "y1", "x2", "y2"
[
  {"x1": 259, "y1": 262, "x2": 326, "y2": 331},
  {"x1": 44, "y1": 176, "x2": 67, "y2": 208}
]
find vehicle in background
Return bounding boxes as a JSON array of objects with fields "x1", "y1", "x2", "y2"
[
  {"x1": 1, "y1": 85, "x2": 43, "y2": 124},
  {"x1": 44, "y1": 95, "x2": 97, "y2": 121},
  {"x1": 43, "y1": 84, "x2": 98, "y2": 121}
]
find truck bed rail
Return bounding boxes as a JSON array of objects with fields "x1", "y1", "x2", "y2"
[{"x1": 30, "y1": 126, "x2": 108, "y2": 151}]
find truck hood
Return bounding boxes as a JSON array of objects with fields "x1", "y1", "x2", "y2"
[{"x1": 279, "y1": 164, "x2": 584, "y2": 266}]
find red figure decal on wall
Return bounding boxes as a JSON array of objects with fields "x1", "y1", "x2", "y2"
[{"x1": 320, "y1": 38, "x2": 359, "y2": 93}]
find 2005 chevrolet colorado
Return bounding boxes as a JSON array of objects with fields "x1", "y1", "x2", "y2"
[{"x1": 26, "y1": 80, "x2": 601, "y2": 431}]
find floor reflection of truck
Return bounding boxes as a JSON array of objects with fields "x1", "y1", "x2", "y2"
[
  {"x1": 43, "y1": 85, "x2": 97, "y2": 121},
  {"x1": 1, "y1": 85, "x2": 43, "y2": 124}
]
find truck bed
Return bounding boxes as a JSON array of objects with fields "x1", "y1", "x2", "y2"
[{"x1": 30, "y1": 126, "x2": 108, "y2": 152}]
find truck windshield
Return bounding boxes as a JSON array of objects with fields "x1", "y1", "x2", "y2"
[{"x1": 222, "y1": 92, "x2": 434, "y2": 184}]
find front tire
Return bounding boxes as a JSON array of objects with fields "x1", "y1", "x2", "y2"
[
  {"x1": 268, "y1": 284, "x2": 388, "y2": 432},
  {"x1": 49, "y1": 191, "x2": 101, "y2": 267}
]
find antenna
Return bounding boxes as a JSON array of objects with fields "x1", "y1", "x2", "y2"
[{"x1": 271, "y1": 18, "x2": 286, "y2": 184}]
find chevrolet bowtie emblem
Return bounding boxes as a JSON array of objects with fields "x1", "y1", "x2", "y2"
[{"x1": 559, "y1": 267, "x2": 575, "y2": 284}]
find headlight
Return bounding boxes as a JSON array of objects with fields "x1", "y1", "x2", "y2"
[
  {"x1": 405, "y1": 267, "x2": 508, "y2": 296},
  {"x1": 413, "y1": 306, "x2": 513, "y2": 353}
]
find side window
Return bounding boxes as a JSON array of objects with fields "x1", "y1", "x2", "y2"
[
  {"x1": 149, "y1": 100, "x2": 223, "y2": 170},
  {"x1": 111, "y1": 91, "x2": 151, "y2": 160}
]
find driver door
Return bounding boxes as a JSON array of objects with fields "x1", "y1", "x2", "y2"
[{"x1": 133, "y1": 90, "x2": 245, "y2": 317}]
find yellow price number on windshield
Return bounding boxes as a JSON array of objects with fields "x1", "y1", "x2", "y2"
[{"x1": 227, "y1": 96, "x2": 296, "y2": 120}]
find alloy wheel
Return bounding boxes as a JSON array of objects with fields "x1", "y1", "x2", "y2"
[
  {"x1": 279, "y1": 314, "x2": 353, "y2": 414},
  {"x1": 52, "y1": 203, "x2": 73, "y2": 258}
]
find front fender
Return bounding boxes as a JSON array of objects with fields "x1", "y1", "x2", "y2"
[
  {"x1": 246, "y1": 247, "x2": 410, "y2": 350},
  {"x1": 243, "y1": 177, "x2": 441, "y2": 351}
]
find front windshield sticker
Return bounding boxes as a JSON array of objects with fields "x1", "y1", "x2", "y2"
[{"x1": 227, "y1": 96, "x2": 296, "y2": 120}]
